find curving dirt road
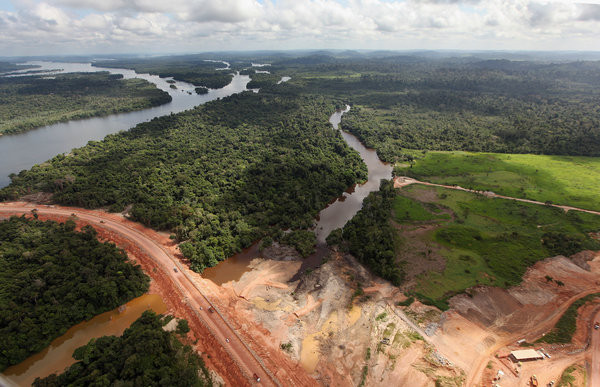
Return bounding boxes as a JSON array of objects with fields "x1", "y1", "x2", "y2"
[
  {"x1": 463, "y1": 288, "x2": 600, "y2": 386},
  {"x1": 0, "y1": 202, "x2": 280, "y2": 387},
  {"x1": 592, "y1": 310, "x2": 600, "y2": 387},
  {"x1": 394, "y1": 176, "x2": 600, "y2": 216}
]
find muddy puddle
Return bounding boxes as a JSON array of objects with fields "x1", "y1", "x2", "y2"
[
  {"x1": 1, "y1": 293, "x2": 166, "y2": 386},
  {"x1": 202, "y1": 243, "x2": 261, "y2": 286}
]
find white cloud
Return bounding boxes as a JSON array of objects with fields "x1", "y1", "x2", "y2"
[{"x1": 0, "y1": 0, "x2": 598, "y2": 55}]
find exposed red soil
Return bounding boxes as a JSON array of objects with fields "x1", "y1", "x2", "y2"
[
  {"x1": 572, "y1": 301, "x2": 600, "y2": 347},
  {"x1": 444, "y1": 254, "x2": 600, "y2": 386},
  {"x1": 1, "y1": 202, "x2": 317, "y2": 387},
  {"x1": 0, "y1": 209, "x2": 248, "y2": 386}
]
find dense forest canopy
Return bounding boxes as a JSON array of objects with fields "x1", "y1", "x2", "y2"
[
  {"x1": 1, "y1": 87, "x2": 367, "y2": 272},
  {"x1": 328, "y1": 180, "x2": 405, "y2": 286},
  {"x1": 33, "y1": 311, "x2": 212, "y2": 387},
  {"x1": 94, "y1": 56, "x2": 235, "y2": 89},
  {"x1": 0, "y1": 216, "x2": 149, "y2": 371},
  {"x1": 3, "y1": 51, "x2": 600, "y2": 296},
  {"x1": 0, "y1": 72, "x2": 171, "y2": 134},
  {"x1": 237, "y1": 54, "x2": 600, "y2": 159}
]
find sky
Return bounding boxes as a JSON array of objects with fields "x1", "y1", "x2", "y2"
[{"x1": 0, "y1": 0, "x2": 599, "y2": 56}]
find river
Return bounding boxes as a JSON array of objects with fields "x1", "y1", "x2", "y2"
[
  {"x1": 314, "y1": 106, "x2": 393, "y2": 243},
  {"x1": 1, "y1": 65, "x2": 391, "y2": 382},
  {"x1": 1, "y1": 294, "x2": 167, "y2": 387},
  {"x1": 0, "y1": 61, "x2": 251, "y2": 187},
  {"x1": 203, "y1": 106, "x2": 392, "y2": 284}
]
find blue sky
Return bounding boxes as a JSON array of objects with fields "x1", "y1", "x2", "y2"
[
  {"x1": 0, "y1": 0, "x2": 599, "y2": 56},
  {"x1": 0, "y1": 0, "x2": 15, "y2": 12}
]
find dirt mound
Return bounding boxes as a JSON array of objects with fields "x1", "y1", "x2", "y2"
[
  {"x1": 450, "y1": 256, "x2": 599, "y2": 334},
  {"x1": 570, "y1": 250, "x2": 598, "y2": 271}
]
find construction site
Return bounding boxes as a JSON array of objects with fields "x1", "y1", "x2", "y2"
[
  {"x1": 199, "y1": 237, "x2": 600, "y2": 386},
  {"x1": 2, "y1": 203, "x2": 599, "y2": 387}
]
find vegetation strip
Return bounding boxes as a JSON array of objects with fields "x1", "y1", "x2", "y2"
[
  {"x1": 0, "y1": 72, "x2": 171, "y2": 135},
  {"x1": 536, "y1": 293, "x2": 600, "y2": 344}
]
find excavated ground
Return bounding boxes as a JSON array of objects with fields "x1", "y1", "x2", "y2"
[
  {"x1": 202, "y1": 245, "x2": 600, "y2": 387},
  {"x1": 5, "y1": 202, "x2": 600, "y2": 387},
  {"x1": 446, "y1": 253, "x2": 600, "y2": 386},
  {"x1": 201, "y1": 243, "x2": 465, "y2": 386}
]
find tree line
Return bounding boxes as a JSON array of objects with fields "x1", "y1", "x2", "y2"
[{"x1": 0, "y1": 216, "x2": 149, "y2": 371}]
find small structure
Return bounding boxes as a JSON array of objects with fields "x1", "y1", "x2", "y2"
[{"x1": 509, "y1": 349, "x2": 544, "y2": 362}]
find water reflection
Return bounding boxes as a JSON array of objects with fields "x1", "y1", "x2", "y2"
[{"x1": 0, "y1": 61, "x2": 250, "y2": 187}]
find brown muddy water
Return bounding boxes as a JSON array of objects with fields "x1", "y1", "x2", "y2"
[
  {"x1": 204, "y1": 105, "x2": 392, "y2": 284},
  {"x1": 1, "y1": 294, "x2": 166, "y2": 386},
  {"x1": 202, "y1": 243, "x2": 261, "y2": 286},
  {"x1": 314, "y1": 106, "x2": 393, "y2": 244}
]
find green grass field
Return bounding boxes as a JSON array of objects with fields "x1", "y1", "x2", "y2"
[
  {"x1": 395, "y1": 184, "x2": 600, "y2": 302},
  {"x1": 392, "y1": 195, "x2": 449, "y2": 222},
  {"x1": 395, "y1": 151, "x2": 600, "y2": 212}
]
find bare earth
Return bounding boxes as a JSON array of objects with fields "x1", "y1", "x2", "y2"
[
  {"x1": 0, "y1": 202, "x2": 316, "y2": 387},
  {"x1": 591, "y1": 309, "x2": 600, "y2": 387},
  {"x1": 3, "y1": 200, "x2": 600, "y2": 386}
]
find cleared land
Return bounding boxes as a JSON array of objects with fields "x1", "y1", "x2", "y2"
[
  {"x1": 392, "y1": 183, "x2": 600, "y2": 304},
  {"x1": 396, "y1": 151, "x2": 600, "y2": 212}
]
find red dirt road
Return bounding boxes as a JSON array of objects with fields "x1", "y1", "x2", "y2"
[
  {"x1": 0, "y1": 202, "x2": 281, "y2": 387},
  {"x1": 592, "y1": 310, "x2": 600, "y2": 387}
]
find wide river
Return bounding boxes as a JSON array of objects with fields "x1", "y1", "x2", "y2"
[
  {"x1": 0, "y1": 61, "x2": 251, "y2": 187},
  {"x1": 1, "y1": 63, "x2": 392, "y2": 383}
]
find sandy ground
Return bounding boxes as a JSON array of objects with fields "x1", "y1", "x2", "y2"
[
  {"x1": 4, "y1": 200, "x2": 600, "y2": 387},
  {"x1": 0, "y1": 202, "x2": 316, "y2": 387}
]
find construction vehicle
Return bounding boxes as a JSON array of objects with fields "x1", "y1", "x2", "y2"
[{"x1": 530, "y1": 375, "x2": 538, "y2": 387}]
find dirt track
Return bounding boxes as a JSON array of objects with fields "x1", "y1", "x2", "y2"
[
  {"x1": 394, "y1": 176, "x2": 600, "y2": 216},
  {"x1": 0, "y1": 202, "x2": 309, "y2": 387}
]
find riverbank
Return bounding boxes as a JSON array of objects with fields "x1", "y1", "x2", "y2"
[
  {"x1": 2, "y1": 294, "x2": 166, "y2": 386},
  {"x1": 0, "y1": 73, "x2": 171, "y2": 135},
  {"x1": 0, "y1": 61, "x2": 251, "y2": 188}
]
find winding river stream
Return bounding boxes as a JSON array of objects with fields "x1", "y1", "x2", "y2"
[
  {"x1": 1, "y1": 63, "x2": 391, "y2": 383},
  {"x1": 203, "y1": 106, "x2": 392, "y2": 284},
  {"x1": 1, "y1": 294, "x2": 166, "y2": 386},
  {"x1": 0, "y1": 61, "x2": 251, "y2": 187}
]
